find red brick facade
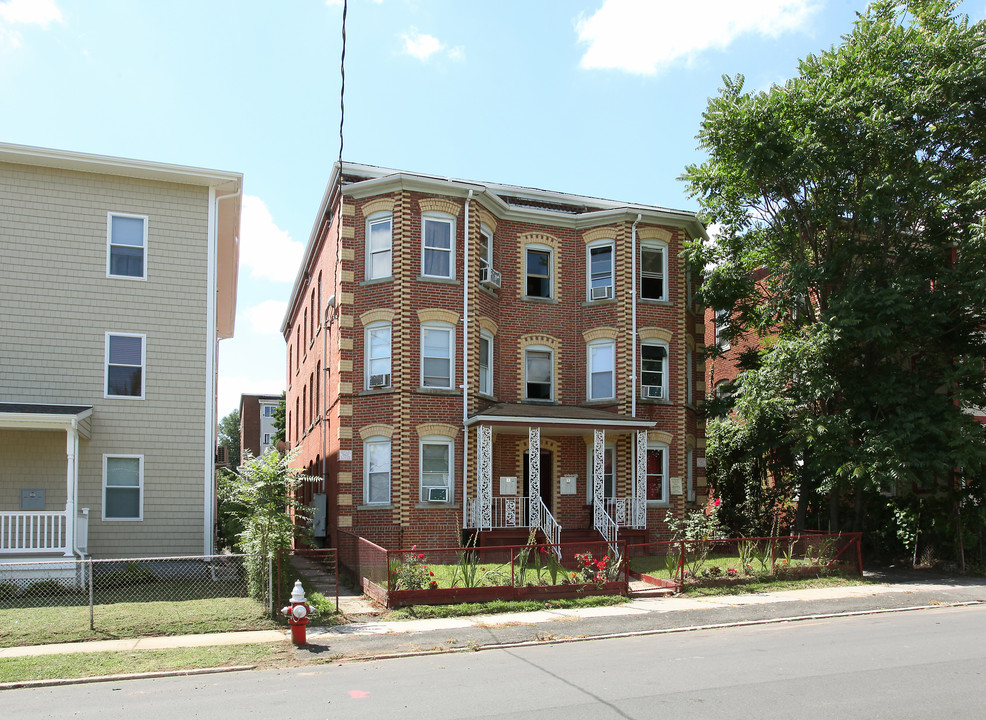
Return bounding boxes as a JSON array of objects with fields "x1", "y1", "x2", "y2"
[{"x1": 284, "y1": 164, "x2": 709, "y2": 550}]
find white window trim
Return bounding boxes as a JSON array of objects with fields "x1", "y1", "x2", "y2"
[
  {"x1": 715, "y1": 309, "x2": 731, "y2": 350},
  {"x1": 102, "y1": 454, "x2": 144, "y2": 521},
  {"x1": 687, "y1": 447, "x2": 696, "y2": 503},
  {"x1": 419, "y1": 436, "x2": 454, "y2": 503},
  {"x1": 524, "y1": 345, "x2": 554, "y2": 401},
  {"x1": 104, "y1": 332, "x2": 146, "y2": 400},
  {"x1": 524, "y1": 244, "x2": 553, "y2": 299},
  {"x1": 106, "y1": 212, "x2": 148, "y2": 280},
  {"x1": 365, "y1": 212, "x2": 393, "y2": 281},
  {"x1": 479, "y1": 225, "x2": 493, "y2": 272},
  {"x1": 640, "y1": 240, "x2": 668, "y2": 302},
  {"x1": 421, "y1": 213, "x2": 456, "y2": 279},
  {"x1": 364, "y1": 321, "x2": 392, "y2": 390},
  {"x1": 587, "y1": 339, "x2": 616, "y2": 401},
  {"x1": 586, "y1": 239, "x2": 615, "y2": 301},
  {"x1": 420, "y1": 322, "x2": 455, "y2": 389},
  {"x1": 363, "y1": 437, "x2": 392, "y2": 505},
  {"x1": 586, "y1": 442, "x2": 617, "y2": 502},
  {"x1": 640, "y1": 340, "x2": 669, "y2": 401},
  {"x1": 479, "y1": 330, "x2": 493, "y2": 396},
  {"x1": 646, "y1": 442, "x2": 670, "y2": 507}
]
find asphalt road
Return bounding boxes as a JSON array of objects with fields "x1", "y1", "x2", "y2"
[{"x1": 8, "y1": 603, "x2": 986, "y2": 719}]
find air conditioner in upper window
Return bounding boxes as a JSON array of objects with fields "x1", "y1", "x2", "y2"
[
  {"x1": 426, "y1": 487, "x2": 448, "y2": 502},
  {"x1": 591, "y1": 284, "x2": 613, "y2": 300},
  {"x1": 644, "y1": 385, "x2": 664, "y2": 399},
  {"x1": 480, "y1": 267, "x2": 501, "y2": 289},
  {"x1": 369, "y1": 373, "x2": 391, "y2": 388}
]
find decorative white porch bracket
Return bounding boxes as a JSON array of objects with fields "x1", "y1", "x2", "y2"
[
  {"x1": 528, "y1": 426, "x2": 541, "y2": 530},
  {"x1": 477, "y1": 424, "x2": 493, "y2": 531},
  {"x1": 592, "y1": 428, "x2": 606, "y2": 530},
  {"x1": 634, "y1": 429, "x2": 648, "y2": 528}
]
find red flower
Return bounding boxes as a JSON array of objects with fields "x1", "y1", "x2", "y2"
[
  {"x1": 429, "y1": 571, "x2": 434, "y2": 576},
  {"x1": 712, "y1": 498, "x2": 722, "y2": 508},
  {"x1": 418, "y1": 553, "x2": 425, "y2": 559}
]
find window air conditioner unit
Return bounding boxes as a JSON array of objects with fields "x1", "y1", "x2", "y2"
[
  {"x1": 369, "y1": 373, "x2": 390, "y2": 388},
  {"x1": 480, "y1": 267, "x2": 501, "y2": 289},
  {"x1": 644, "y1": 385, "x2": 663, "y2": 399},
  {"x1": 427, "y1": 487, "x2": 448, "y2": 502},
  {"x1": 591, "y1": 284, "x2": 612, "y2": 300}
]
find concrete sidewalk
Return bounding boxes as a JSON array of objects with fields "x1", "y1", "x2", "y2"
[{"x1": 3, "y1": 569, "x2": 984, "y2": 663}]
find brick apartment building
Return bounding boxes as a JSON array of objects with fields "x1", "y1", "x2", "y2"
[
  {"x1": 239, "y1": 393, "x2": 281, "y2": 460},
  {"x1": 282, "y1": 163, "x2": 709, "y2": 550}
]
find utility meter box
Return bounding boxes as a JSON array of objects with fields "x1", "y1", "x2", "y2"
[{"x1": 499, "y1": 476, "x2": 517, "y2": 495}]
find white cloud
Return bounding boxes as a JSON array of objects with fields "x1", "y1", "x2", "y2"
[
  {"x1": 239, "y1": 195, "x2": 305, "y2": 284},
  {"x1": 240, "y1": 299, "x2": 288, "y2": 336},
  {"x1": 217, "y1": 372, "x2": 284, "y2": 420},
  {"x1": 401, "y1": 29, "x2": 445, "y2": 60},
  {"x1": 576, "y1": 0, "x2": 819, "y2": 75},
  {"x1": 0, "y1": 0, "x2": 63, "y2": 49}
]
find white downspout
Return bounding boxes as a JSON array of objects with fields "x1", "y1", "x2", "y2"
[
  {"x1": 631, "y1": 214, "x2": 641, "y2": 419},
  {"x1": 461, "y1": 189, "x2": 473, "y2": 532}
]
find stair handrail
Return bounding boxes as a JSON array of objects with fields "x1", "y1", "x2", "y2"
[
  {"x1": 534, "y1": 498, "x2": 562, "y2": 560},
  {"x1": 593, "y1": 498, "x2": 620, "y2": 557}
]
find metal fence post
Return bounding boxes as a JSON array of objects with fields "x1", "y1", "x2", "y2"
[
  {"x1": 268, "y1": 555, "x2": 274, "y2": 617},
  {"x1": 88, "y1": 558, "x2": 94, "y2": 631}
]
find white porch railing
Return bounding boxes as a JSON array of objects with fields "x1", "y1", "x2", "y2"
[
  {"x1": 593, "y1": 499, "x2": 620, "y2": 557},
  {"x1": 604, "y1": 497, "x2": 646, "y2": 529},
  {"x1": 0, "y1": 512, "x2": 69, "y2": 554},
  {"x1": 534, "y1": 498, "x2": 562, "y2": 560},
  {"x1": 467, "y1": 496, "x2": 530, "y2": 529}
]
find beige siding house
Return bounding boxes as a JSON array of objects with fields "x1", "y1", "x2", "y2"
[{"x1": 0, "y1": 142, "x2": 242, "y2": 559}]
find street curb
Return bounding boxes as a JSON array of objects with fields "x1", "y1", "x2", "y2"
[
  {"x1": 0, "y1": 664, "x2": 256, "y2": 691},
  {"x1": 321, "y1": 600, "x2": 985, "y2": 663}
]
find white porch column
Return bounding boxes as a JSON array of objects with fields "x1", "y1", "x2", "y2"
[
  {"x1": 635, "y1": 429, "x2": 648, "y2": 528},
  {"x1": 64, "y1": 425, "x2": 78, "y2": 557},
  {"x1": 477, "y1": 425, "x2": 493, "y2": 531},
  {"x1": 528, "y1": 426, "x2": 541, "y2": 529},
  {"x1": 592, "y1": 429, "x2": 605, "y2": 530}
]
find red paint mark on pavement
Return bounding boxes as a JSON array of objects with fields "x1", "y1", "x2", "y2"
[{"x1": 348, "y1": 690, "x2": 371, "y2": 699}]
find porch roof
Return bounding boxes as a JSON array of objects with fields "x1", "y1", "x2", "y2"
[
  {"x1": 0, "y1": 403, "x2": 93, "y2": 439},
  {"x1": 465, "y1": 403, "x2": 655, "y2": 434}
]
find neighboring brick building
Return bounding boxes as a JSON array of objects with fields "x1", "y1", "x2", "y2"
[
  {"x1": 282, "y1": 163, "x2": 708, "y2": 550},
  {"x1": 239, "y1": 393, "x2": 281, "y2": 460}
]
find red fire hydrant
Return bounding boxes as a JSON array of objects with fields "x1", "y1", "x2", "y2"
[{"x1": 281, "y1": 580, "x2": 312, "y2": 645}]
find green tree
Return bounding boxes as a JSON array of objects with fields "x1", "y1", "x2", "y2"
[
  {"x1": 218, "y1": 409, "x2": 241, "y2": 468},
  {"x1": 685, "y1": 1, "x2": 986, "y2": 565},
  {"x1": 272, "y1": 392, "x2": 286, "y2": 447},
  {"x1": 223, "y1": 449, "x2": 316, "y2": 598}
]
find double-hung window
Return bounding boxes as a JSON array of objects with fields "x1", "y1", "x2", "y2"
[
  {"x1": 365, "y1": 323, "x2": 392, "y2": 389},
  {"x1": 479, "y1": 226, "x2": 493, "y2": 281},
  {"x1": 421, "y1": 324, "x2": 453, "y2": 389},
  {"x1": 105, "y1": 333, "x2": 145, "y2": 399},
  {"x1": 715, "y1": 309, "x2": 731, "y2": 350},
  {"x1": 646, "y1": 444, "x2": 668, "y2": 504},
  {"x1": 587, "y1": 242, "x2": 614, "y2": 301},
  {"x1": 640, "y1": 242, "x2": 667, "y2": 301},
  {"x1": 107, "y1": 213, "x2": 148, "y2": 279},
  {"x1": 364, "y1": 438, "x2": 391, "y2": 504},
  {"x1": 103, "y1": 455, "x2": 142, "y2": 520},
  {"x1": 479, "y1": 331, "x2": 493, "y2": 396},
  {"x1": 641, "y1": 342, "x2": 668, "y2": 400},
  {"x1": 525, "y1": 247, "x2": 551, "y2": 298},
  {"x1": 525, "y1": 347, "x2": 553, "y2": 400},
  {"x1": 420, "y1": 438, "x2": 453, "y2": 503},
  {"x1": 366, "y1": 215, "x2": 392, "y2": 280},
  {"x1": 588, "y1": 340, "x2": 615, "y2": 401},
  {"x1": 422, "y1": 214, "x2": 454, "y2": 279}
]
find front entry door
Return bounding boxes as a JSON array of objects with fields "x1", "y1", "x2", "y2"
[{"x1": 523, "y1": 451, "x2": 553, "y2": 513}]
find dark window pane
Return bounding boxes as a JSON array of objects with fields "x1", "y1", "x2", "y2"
[
  {"x1": 110, "y1": 246, "x2": 144, "y2": 277},
  {"x1": 108, "y1": 366, "x2": 142, "y2": 396}
]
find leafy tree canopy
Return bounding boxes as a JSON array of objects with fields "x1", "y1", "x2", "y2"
[{"x1": 218, "y1": 409, "x2": 241, "y2": 468}]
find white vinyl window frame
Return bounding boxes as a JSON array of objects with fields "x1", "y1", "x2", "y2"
[
  {"x1": 106, "y1": 212, "x2": 148, "y2": 280},
  {"x1": 421, "y1": 322, "x2": 454, "y2": 389},
  {"x1": 586, "y1": 442, "x2": 617, "y2": 502},
  {"x1": 105, "y1": 332, "x2": 146, "y2": 399},
  {"x1": 419, "y1": 436, "x2": 454, "y2": 503},
  {"x1": 365, "y1": 213, "x2": 393, "y2": 280},
  {"x1": 640, "y1": 240, "x2": 668, "y2": 301},
  {"x1": 421, "y1": 212, "x2": 456, "y2": 279},
  {"x1": 587, "y1": 339, "x2": 616, "y2": 401},
  {"x1": 364, "y1": 321, "x2": 392, "y2": 390},
  {"x1": 479, "y1": 225, "x2": 493, "y2": 277},
  {"x1": 102, "y1": 454, "x2": 143, "y2": 521},
  {"x1": 715, "y1": 309, "x2": 731, "y2": 350},
  {"x1": 524, "y1": 244, "x2": 553, "y2": 299},
  {"x1": 479, "y1": 330, "x2": 493, "y2": 397},
  {"x1": 586, "y1": 239, "x2": 615, "y2": 301},
  {"x1": 640, "y1": 340, "x2": 669, "y2": 401},
  {"x1": 524, "y1": 345, "x2": 554, "y2": 401},
  {"x1": 363, "y1": 437, "x2": 392, "y2": 505},
  {"x1": 645, "y1": 441, "x2": 670, "y2": 507}
]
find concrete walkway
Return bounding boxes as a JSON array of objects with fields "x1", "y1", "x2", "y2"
[{"x1": 3, "y1": 569, "x2": 984, "y2": 663}]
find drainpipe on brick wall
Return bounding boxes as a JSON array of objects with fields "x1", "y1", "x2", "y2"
[
  {"x1": 631, "y1": 213, "x2": 641, "y2": 420},
  {"x1": 462, "y1": 189, "x2": 473, "y2": 533}
]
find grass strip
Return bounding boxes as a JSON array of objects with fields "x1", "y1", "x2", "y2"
[{"x1": 384, "y1": 594, "x2": 629, "y2": 620}]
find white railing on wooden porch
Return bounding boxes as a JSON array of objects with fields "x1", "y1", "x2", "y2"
[
  {"x1": 0, "y1": 511, "x2": 69, "y2": 554},
  {"x1": 603, "y1": 497, "x2": 645, "y2": 529},
  {"x1": 467, "y1": 496, "x2": 530, "y2": 529}
]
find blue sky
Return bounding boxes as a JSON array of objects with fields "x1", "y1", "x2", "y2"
[{"x1": 3, "y1": 0, "x2": 983, "y2": 417}]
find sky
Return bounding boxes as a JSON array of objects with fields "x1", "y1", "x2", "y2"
[{"x1": 3, "y1": 0, "x2": 984, "y2": 418}]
